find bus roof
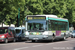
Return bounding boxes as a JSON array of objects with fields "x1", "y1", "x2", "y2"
[
  {"x1": 26, "y1": 15, "x2": 68, "y2": 22},
  {"x1": 26, "y1": 15, "x2": 58, "y2": 18}
]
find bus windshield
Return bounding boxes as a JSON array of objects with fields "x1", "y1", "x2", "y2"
[{"x1": 27, "y1": 20, "x2": 46, "y2": 31}]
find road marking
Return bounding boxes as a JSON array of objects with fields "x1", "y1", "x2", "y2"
[
  {"x1": 45, "y1": 43, "x2": 54, "y2": 45},
  {"x1": 71, "y1": 40, "x2": 75, "y2": 41},
  {"x1": 0, "y1": 42, "x2": 25, "y2": 46},
  {"x1": 13, "y1": 40, "x2": 75, "y2": 50},
  {"x1": 14, "y1": 47, "x2": 29, "y2": 50},
  {"x1": 0, "y1": 43, "x2": 19, "y2": 46},
  {"x1": 47, "y1": 40, "x2": 75, "y2": 45},
  {"x1": 0, "y1": 44, "x2": 8, "y2": 46},
  {"x1": 32, "y1": 44, "x2": 43, "y2": 47}
]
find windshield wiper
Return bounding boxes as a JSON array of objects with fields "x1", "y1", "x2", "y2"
[
  {"x1": 28, "y1": 30, "x2": 34, "y2": 32},
  {"x1": 28, "y1": 29, "x2": 45, "y2": 32},
  {"x1": 39, "y1": 30, "x2": 45, "y2": 32}
]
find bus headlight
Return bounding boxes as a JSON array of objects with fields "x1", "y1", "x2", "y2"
[
  {"x1": 42, "y1": 32, "x2": 48, "y2": 35},
  {"x1": 25, "y1": 31, "x2": 29, "y2": 35}
]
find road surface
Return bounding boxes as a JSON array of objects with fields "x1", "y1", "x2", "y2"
[{"x1": 0, "y1": 37, "x2": 75, "y2": 50}]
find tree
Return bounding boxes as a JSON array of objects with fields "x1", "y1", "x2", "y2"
[
  {"x1": 25, "y1": 0, "x2": 43, "y2": 15},
  {"x1": 42, "y1": 0, "x2": 75, "y2": 23},
  {"x1": 0, "y1": 0, "x2": 75, "y2": 27},
  {"x1": 2, "y1": 0, "x2": 25, "y2": 26},
  {"x1": 63, "y1": 0, "x2": 75, "y2": 23}
]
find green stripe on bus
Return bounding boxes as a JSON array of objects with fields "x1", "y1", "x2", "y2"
[
  {"x1": 46, "y1": 17, "x2": 48, "y2": 20},
  {"x1": 46, "y1": 17, "x2": 68, "y2": 22},
  {"x1": 52, "y1": 31, "x2": 55, "y2": 33},
  {"x1": 61, "y1": 31, "x2": 66, "y2": 32}
]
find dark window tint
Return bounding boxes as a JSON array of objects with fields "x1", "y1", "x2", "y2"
[
  {"x1": 15, "y1": 29, "x2": 21, "y2": 34},
  {"x1": 48, "y1": 20, "x2": 68, "y2": 31},
  {"x1": 0, "y1": 29, "x2": 8, "y2": 34}
]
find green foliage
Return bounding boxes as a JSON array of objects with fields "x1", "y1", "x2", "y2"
[
  {"x1": 42, "y1": 0, "x2": 75, "y2": 23},
  {"x1": 0, "y1": 0, "x2": 25, "y2": 26},
  {"x1": 0, "y1": 0, "x2": 75, "y2": 26},
  {"x1": 25, "y1": 0, "x2": 43, "y2": 15}
]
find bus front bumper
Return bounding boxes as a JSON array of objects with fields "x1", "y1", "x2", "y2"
[{"x1": 25, "y1": 35, "x2": 53, "y2": 40}]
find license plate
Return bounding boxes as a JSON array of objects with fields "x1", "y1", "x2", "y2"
[{"x1": 33, "y1": 38, "x2": 38, "y2": 40}]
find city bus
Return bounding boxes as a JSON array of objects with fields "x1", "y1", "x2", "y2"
[{"x1": 25, "y1": 15, "x2": 69, "y2": 42}]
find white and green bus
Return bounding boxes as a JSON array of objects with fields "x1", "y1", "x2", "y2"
[{"x1": 25, "y1": 15, "x2": 69, "y2": 42}]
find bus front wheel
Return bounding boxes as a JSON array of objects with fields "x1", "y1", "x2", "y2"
[
  {"x1": 63, "y1": 35, "x2": 66, "y2": 40},
  {"x1": 52, "y1": 35, "x2": 55, "y2": 42},
  {"x1": 32, "y1": 40, "x2": 35, "y2": 42}
]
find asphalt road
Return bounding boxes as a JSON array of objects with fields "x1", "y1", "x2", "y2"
[{"x1": 0, "y1": 37, "x2": 75, "y2": 50}]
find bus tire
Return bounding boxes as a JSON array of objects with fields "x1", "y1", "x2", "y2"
[
  {"x1": 63, "y1": 34, "x2": 66, "y2": 40},
  {"x1": 32, "y1": 40, "x2": 35, "y2": 42},
  {"x1": 52, "y1": 34, "x2": 55, "y2": 42},
  {"x1": 63, "y1": 36, "x2": 66, "y2": 40}
]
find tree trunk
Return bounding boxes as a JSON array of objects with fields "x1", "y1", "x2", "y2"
[
  {"x1": 21, "y1": 24, "x2": 22, "y2": 27},
  {"x1": 2, "y1": 22, "x2": 3, "y2": 27},
  {"x1": 9, "y1": 25, "x2": 10, "y2": 27}
]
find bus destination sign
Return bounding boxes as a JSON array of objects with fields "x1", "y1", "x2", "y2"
[{"x1": 27, "y1": 16, "x2": 46, "y2": 20}]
